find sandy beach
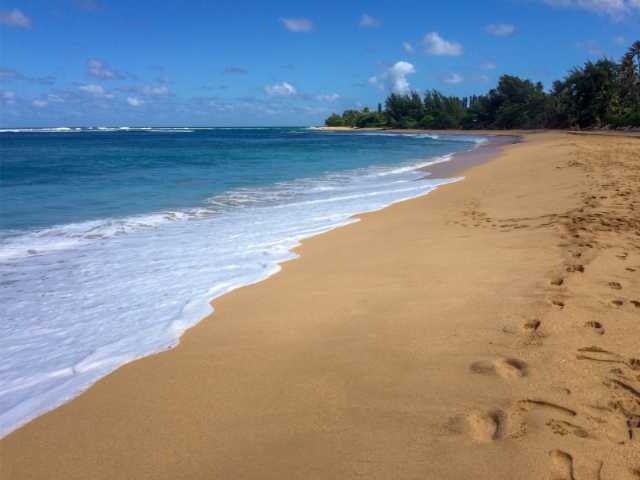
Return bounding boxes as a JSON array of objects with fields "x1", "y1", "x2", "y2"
[{"x1": 2, "y1": 132, "x2": 639, "y2": 479}]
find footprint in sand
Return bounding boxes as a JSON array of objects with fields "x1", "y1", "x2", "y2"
[
  {"x1": 546, "y1": 419, "x2": 589, "y2": 438},
  {"x1": 470, "y1": 358, "x2": 528, "y2": 379},
  {"x1": 467, "y1": 410, "x2": 505, "y2": 442},
  {"x1": 495, "y1": 358, "x2": 529, "y2": 379},
  {"x1": 608, "y1": 281, "x2": 623, "y2": 290},
  {"x1": 523, "y1": 319, "x2": 541, "y2": 332},
  {"x1": 566, "y1": 264, "x2": 585, "y2": 273},
  {"x1": 520, "y1": 319, "x2": 545, "y2": 346},
  {"x1": 584, "y1": 321, "x2": 605, "y2": 335},
  {"x1": 549, "y1": 450, "x2": 575, "y2": 480}
]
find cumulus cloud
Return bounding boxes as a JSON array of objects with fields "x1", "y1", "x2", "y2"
[
  {"x1": 486, "y1": 23, "x2": 516, "y2": 36},
  {"x1": 402, "y1": 41, "x2": 415, "y2": 53},
  {"x1": 264, "y1": 81, "x2": 297, "y2": 97},
  {"x1": 0, "y1": 9, "x2": 31, "y2": 28},
  {"x1": 543, "y1": 0, "x2": 640, "y2": 17},
  {"x1": 87, "y1": 58, "x2": 123, "y2": 80},
  {"x1": 280, "y1": 18, "x2": 313, "y2": 32},
  {"x1": 369, "y1": 61, "x2": 416, "y2": 95},
  {"x1": 359, "y1": 14, "x2": 381, "y2": 27},
  {"x1": 79, "y1": 84, "x2": 104, "y2": 95},
  {"x1": 127, "y1": 96, "x2": 144, "y2": 107},
  {"x1": 443, "y1": 73, "x2": 464, "y2": 84},
  {"x1": 78, "y1": 83, "x2": 113, "y2": 98},
  {"x1": 316, "y1": 93, "x2": 340, "y2": 102},
  {"x1": 423, "y1": 32, "x2": 463, "y2": 56},
  {"x1": 32, "y1": 99, "x2": 48, "y2": 108}
]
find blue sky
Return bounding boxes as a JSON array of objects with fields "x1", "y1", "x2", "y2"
[{"x1": 0, "y1": 0, "x2": 637, "y2": 127}]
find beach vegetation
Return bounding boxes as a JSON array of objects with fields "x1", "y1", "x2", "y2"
[{"x1": 325, "y1": 39, "x2": 640, "y2": 130}]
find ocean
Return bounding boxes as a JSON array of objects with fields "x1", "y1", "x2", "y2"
[{"x1": 0, "y1": 127, "x2": 486, "y2": 436}]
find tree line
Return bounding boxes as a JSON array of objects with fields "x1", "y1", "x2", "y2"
[{"x1": 325, "y1": 40, "x2": 640, "y2": 130}]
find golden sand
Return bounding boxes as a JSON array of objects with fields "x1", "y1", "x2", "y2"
[{"x1": 1, "y1": 132, "x2": 639, "y2": 479}]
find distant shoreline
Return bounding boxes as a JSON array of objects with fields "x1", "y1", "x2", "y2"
[{"x1": 316, "y1": 125, "x2": 640, "y2": 137}]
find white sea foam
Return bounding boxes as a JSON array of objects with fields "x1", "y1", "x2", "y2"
[
  {"x1": 0, "y1": 152, "x2": 469, "y2": 438},
  {"x1": 378, "y1": 153, "x2": 453, "y2": 175}
]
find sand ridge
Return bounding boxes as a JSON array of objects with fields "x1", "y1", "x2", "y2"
[{"x1": 1, "y1": 132, "x2": 638, "y2": 479}]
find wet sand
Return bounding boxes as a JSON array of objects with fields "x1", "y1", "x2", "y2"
[{"x1": 2, "y1": 132, "x2": 639, "y2": 479}]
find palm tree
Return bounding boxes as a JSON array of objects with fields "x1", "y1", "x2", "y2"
[
  {"x1": 631, "y1": 41, "x2": 640, "y2": 70},
  {"x1": 621, "y1": 41, "x2": 640, "y2": 112}
]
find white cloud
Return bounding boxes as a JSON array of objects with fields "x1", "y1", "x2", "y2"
[
  {"x1": 32, "y1": 99, "x2": 48, "y2": 108},
  {"x1": 79, "y1": 84, "x2": 105, "y2": 95},
  {"x1": 369, "y1": 61, "x2": 416, "y2": 95},
  {"x1": 480, "y1": 62, "x2": 497, "y2": 70},
  {"x1": 359, "y1": 14, "x2": 381, "y2": 28},
  {"x1": 423, "y1": 32, "x2": 463, "y2": 56},
  {"x1": 127, "y1": 96, "x2": 144, "y2": 107},
  {"x1": 280, "y1": 18, "x2": 313, "y2": 32},
  {"x1": 142, "y1": 84, "x2": 169, "y2": 96},
  {"x1": 486, "y1": 23, "x2": 516, "y2": 36},
  {"x1": 0, "y1": 9, "x2": 31, "y2": 28},
  {"x1": 316, "y1": 93, "x2": 340, "y2": 102},
  {"x1": 87, "y1": 58, "x2": 123, "y2": 80},
  {"x1": 264, "y1": 81, "x2": 297, "y2": 97},
  {"x1": 78, "y1": 84, "x2": 113, "y2": 98},
  {"x1": 613, "y1": 35, "x2": 626, "y2": 44},
  {"x1": 443, "y1": 73, "x2": 464, "y2": 84},
  {"x1": 368, "y1": 75, "x2": 383, "y2": 91},
  {"x1": 543, "y1": 0, "x2": 640, "y2": 17},
  {"x1": 402, "y1": 41, "x2": 415, "y2": 53}
]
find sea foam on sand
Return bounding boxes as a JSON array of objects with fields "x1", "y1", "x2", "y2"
[{"x1": 0, "y1": 150, "x2": 468, "y2": 437}]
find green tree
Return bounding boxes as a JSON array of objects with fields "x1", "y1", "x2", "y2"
[
  {"x1": 324, "y1": 113, "x2": 345, "y2": 127},
  {"x1": 324, "y1": 38, "x2": 640, "y2": 130},
  {"x1": 553, "y1": 59, "x2": 619, "y2": 128},
  {"x1": 341, "y1": 109, "x2": 363, "y2": 127}
]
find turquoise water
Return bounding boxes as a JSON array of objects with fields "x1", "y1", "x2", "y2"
[
  {"x1": 2, "y1": 127, "x2": 474, "y2": 232},
  {"x1": 0, "y1": 127, "x2": 483, "y2": 437}
]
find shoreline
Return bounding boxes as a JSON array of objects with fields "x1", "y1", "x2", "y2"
[
  {"x1": 0, "y1": 132, "x2": 494, "y2": 439},
  {"x1": 316, "y1": 125, "x2": 640, "y2": 137},
  {"x1": 2, "y1": 132, "x2": 639, "y2": 479}
]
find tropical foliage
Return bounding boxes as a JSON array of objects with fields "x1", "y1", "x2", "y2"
[{"x1": 325, "y1": 40, "x2": 640, "y2": 130}]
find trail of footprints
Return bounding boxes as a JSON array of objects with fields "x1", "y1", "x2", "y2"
[{"x1": 457, "y1": 138, "x2": 640, "y2": 479}]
